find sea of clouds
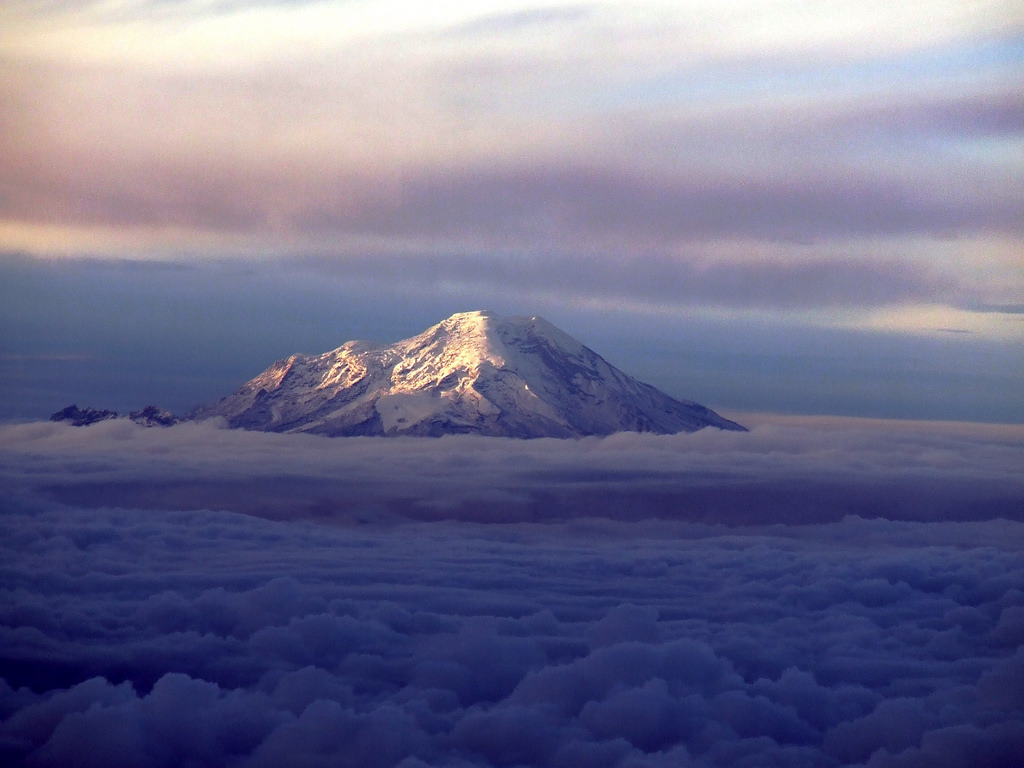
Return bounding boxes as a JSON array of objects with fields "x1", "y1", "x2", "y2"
[{"x1": 1, "y1": 418, "x2": 1023, "y2": 767}]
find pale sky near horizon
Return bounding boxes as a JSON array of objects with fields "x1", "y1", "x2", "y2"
[{"x1": 1, "y1": 1, "x2": 1022, "y2": 422}]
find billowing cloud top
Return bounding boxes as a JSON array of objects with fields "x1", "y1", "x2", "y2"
[
  {"x1": 1, "y1": 418, "x2": 1023, "y2": 766},
  {"x1": 3, "y1": 416, "x2": 1024, "y2": 524}
]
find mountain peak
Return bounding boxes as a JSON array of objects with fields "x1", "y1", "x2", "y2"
[{"x1": 192, "y1": 312, "x2": 745, "y2": 437}]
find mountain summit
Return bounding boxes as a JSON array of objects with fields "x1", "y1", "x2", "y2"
[{"x1": 192, "y1": 311, "x2": 745, "y2": 437}]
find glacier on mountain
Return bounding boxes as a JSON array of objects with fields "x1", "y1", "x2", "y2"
[{"x1": 191, "y1": 311, "x2": 746, "y2": 437}]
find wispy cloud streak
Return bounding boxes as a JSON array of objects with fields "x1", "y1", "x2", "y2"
[{"x1": 1, "y1": 2, "x2": 1021, "y2": 250}]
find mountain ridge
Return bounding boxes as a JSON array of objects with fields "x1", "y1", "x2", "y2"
[{"x1": 190, "y1": 311, "x2": 746, "y2": 437}]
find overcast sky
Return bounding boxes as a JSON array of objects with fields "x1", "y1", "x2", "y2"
[{"x1": 1, "y1": 1, "x2": 1022, "y2": 421}]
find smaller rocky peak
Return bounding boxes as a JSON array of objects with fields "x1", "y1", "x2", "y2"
[
  {"x1": 50, "y1": 404, "x2": 119, "y2": 426},
  {"x1": 129, "y1": 405, "x2": 181, "y2": 427}
]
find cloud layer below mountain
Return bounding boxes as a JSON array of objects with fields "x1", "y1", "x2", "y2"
[{"x1": 2, "y1": 419, "x2": 1023, "y2": 766}]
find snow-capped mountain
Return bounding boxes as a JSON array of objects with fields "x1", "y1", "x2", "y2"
[{"x1": 191, "y1": 311, "x2": 746, "y2": 437}]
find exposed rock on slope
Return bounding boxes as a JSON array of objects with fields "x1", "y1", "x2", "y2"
[
  {"x1": 50, "y1": 404, "x2": 118, "y2": 427},
  {"x1": 51, "y1": 404, "x2": 181, "y2": 427}
]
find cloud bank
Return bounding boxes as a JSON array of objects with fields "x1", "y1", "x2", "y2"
[
  {"x1": 1, "y1": 420, "x2": 1023, "y2": 766},
  {"x1": 3, "y1": 418, "x2": 1023, "y2": 525}
]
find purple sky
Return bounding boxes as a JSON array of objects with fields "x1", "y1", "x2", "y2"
[{"x1": 0, "y1": 1, "x2": 1022, "y2": 420}]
